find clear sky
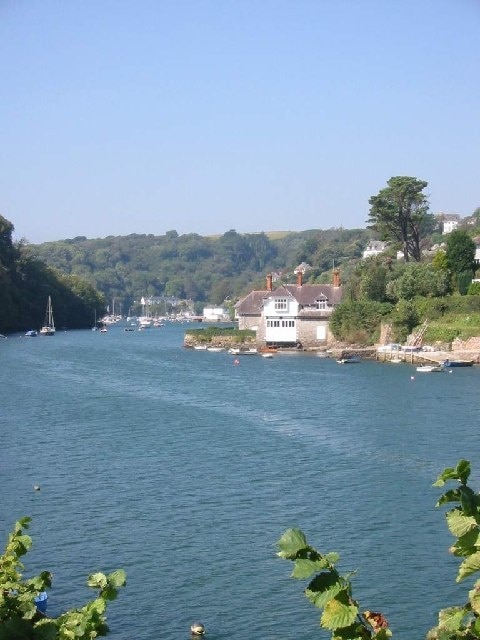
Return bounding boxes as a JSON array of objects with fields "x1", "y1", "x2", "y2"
[{"x1": 1, "y1": 0, "x2": 479, "y2": 244}]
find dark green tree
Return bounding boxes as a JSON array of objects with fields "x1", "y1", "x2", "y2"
[
  {"x1": 445, "y1": 229, "x2": 475, "y2": 275},
  {"x1": 367, "y1": 176, "x2": 434, "y2": 262},
  {"x1": 445, "y1": 229, "x2": 476, "y2": 294}
]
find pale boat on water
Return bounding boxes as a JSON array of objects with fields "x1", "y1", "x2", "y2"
[
  {"x1": 416, "y1": 364, "x2": 444, "y2": 373},
  {"x1": 39, "y1": 296, "x2": 55, "y2": 336},
  {"x1": 336, "y1": 355, "x2": 361, "y2": 364}
]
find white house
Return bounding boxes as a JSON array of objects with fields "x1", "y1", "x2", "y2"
[
  {"x1": 202, "y1": 307, "x2": 229, "y2": 322},
  {"x1": 362, "y1": 240, "x2": 388, "y2": 259},
  {"x1": 440, "y1": 213, "x2": 461, "y2": 234},
  {"x1": 235, "y1": 271, "x2": 343, "y2": 348}
]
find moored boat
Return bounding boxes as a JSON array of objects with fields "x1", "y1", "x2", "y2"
[
  {"x1": 39, "y1": 296, "x2": 55, "y2": 336},
  {"x1": 442, "y1": 359, "x2": 474, "y2": 368},
  {"x1": 337, "y1": 355, "x2": 361, "y2": 364},
  {"x1": 416, "y1": 364, "x2": 444, "y2": 372}
]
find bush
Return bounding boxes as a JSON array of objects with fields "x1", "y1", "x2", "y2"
[{"x1": 330, "y1": 300, "x2": 393, "y2": 344}]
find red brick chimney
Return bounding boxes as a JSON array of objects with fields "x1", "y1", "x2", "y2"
[
  {"x1": 296, "y1": 271, "x2": 303, "y2": 287},
  {"x1": 332, "y1": 268, "x2": 341, "y2": 287},
  {"x1": 266, "y1": 273, "x2": 273, "y2": 291}
]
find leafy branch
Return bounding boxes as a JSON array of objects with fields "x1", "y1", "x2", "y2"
[
  {"x1": 277, "y1": 528, "x2": 391, "y2": 640},
  {"x1": 429, "y1": 459, "x2": 480, "y2": 639},
  {"x1": 0, "y1": 517, "x2": 126, "y2": 640},
  {"x1": 278, "y1": 460, "x2": 480, "y2": 640}
]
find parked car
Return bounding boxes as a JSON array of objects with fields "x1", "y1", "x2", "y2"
[
  {"x1": 401, "y1": 345, "x2": 421, "y2": 352},
  {"x1": 377, "y1": 343, "x2": 402, "y2": 352}
]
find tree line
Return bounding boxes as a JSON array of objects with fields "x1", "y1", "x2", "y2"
[
  {"x1": 0, "y1": 216, "x2": 104, "y2": 333},
  {"x1": 5, "y1": 175, "x2": 479, "y2": 335}
]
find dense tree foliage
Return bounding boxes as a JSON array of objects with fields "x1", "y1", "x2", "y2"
[
  {"x1": 329, "y1": 299, "x2": 393, "y2": 343},
  {"x1": 367, "y1": 176, "x2": 435, "y2": 261},
  {"x1": 445, "y1": 229, "x2": 476, "y2": 293},
  {"x1": 28, "y1": 227, "x2": 371, "y2": 314},
  {"x1": 0, "y1": 215, "x2": 105, "y2": 333}
]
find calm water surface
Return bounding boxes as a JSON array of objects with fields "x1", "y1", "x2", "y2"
[{"x1": 1, "y1": 324, "x2": 480, "y2": 640}]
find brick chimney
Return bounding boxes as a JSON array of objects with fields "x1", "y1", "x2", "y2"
[
  {"x1": 296, "y1": 271, "x2": 303, "y2": 287},
  {"x1": 266, "y1": 273, "x2": 273, "y2": 291},
  {"x1": 332, "y1": 268, "x2": 341, "y2": 287}
]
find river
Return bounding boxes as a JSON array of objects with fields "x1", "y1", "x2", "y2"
[{"x1": 1, "y1": 322, "x2": 479, "y2": 640}]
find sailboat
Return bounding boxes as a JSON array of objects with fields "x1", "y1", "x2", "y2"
[{"x1": 39, "y1": 296, "x2": 55, "y2": 336}]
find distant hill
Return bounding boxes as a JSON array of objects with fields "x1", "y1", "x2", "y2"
[{"x1": 26, "y1": 227, "x2": 371, "y2": 314}]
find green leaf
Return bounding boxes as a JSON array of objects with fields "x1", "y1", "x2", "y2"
[
  {"x1": 436, "y1": 488, "x2": 461, "y2": 507},
  {"x1": 450, "y1": 529, "x2": 480, "y2": 557},
  {"x1": 277, "y1": 528, "x2": 309, "y2": 559},
  {"x1": 437, "y1": 606, "x2": 467, "y2": 630},
  {"x1": 108, "y1": 569, "x2": 126, "y2": 587},
  {"x1": 332, "y1": 622, "x2": 369, "y2": 640},
  {"x1": 34, "y1": 620, "x2": 59, "y2": 640},
  {"x1": 457, "y1": 551, "x2": 480, "y2": 582},
  {"x1": 292, "y1": 558, "x2": 333, "y2": 579},
  {"x1": 306, "y1": 573, "x2": 344, "y2": 608},
  {"x1": 87, "y1": 572, "x2": 108, "y2": 589},
  {"x1": 446, "y1": 509, "x2": 477, "y2": 538},
  {"x1": 472, "y1": 616, "x2": 480, "y2": 636},
  {"x1": 433, "y1": 460, "x2": 471, "y2": 487},
  {"x1": 456, "y1": 460, "x2": 471, "y2": 484},
  {"x1": 460, "y1": 486, "x2": 477, "y2": 516},
  {"x1": 321, "y1": 590, "x2": 358, "y2": 630},
  {"x1": 468, "y1": 580, "x2": 480, "y2": 614}
]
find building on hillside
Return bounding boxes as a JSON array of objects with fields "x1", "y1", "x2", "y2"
[
  {"x1": 362, "y1": 240, "x2": 388, "y2": 259},
  {"x1": 293, "y1": 261, "x2": 312, "y2": 274},
  {"x1": 235, "y1": 270, "x2": 343, "y2": 348},
  {"x1": 439, "y1": 213, "x2": 461, "y2": 234},
  {"x1": 202, "y1": 307, "x2": 230, "y2": 322},
  {"x1": 474, "y1": 238, "x2": 480, "y2": 266}
]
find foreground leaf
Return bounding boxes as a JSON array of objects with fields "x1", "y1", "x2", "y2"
[
  {"x1": 292, "y1": 557, "x2": 333, "y2": 579},
  {"x1": 306, "y1": 572, "x2": 344, "y2": 608},
  {"x1": 277, "y1": 528, "x2": 309, "y2": 559},
  {"x1": 446, "y1": 509, "x2": 477, "y2": 538},
  {"x1": 468, "y1": 580, "x2": 480, "y2": 614},
  {"x1": 437, "y1": 606, "x2": 466, "y2": 630},
  {"x1": 457, "y1": 551, "x2": 480, "y2": 582},
  {"x1": 321, "y1": 590, "x2": 358, "y2": 630}
]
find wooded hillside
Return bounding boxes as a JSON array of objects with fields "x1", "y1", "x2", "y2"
[
  {"x1": 0, "y1": 216, "x2": 105, "y2": 333},
  {"x1": 27, "y1": 227, "x2": 371, "y2": 313}
]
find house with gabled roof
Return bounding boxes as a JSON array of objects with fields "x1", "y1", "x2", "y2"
[{"x1": 235, "y1": 270, "x2": 343, "y2": 348}]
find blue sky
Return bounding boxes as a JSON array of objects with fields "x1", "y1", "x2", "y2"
[{"x1": 1, "y1": 0, "x2": 479, "y2": 244}]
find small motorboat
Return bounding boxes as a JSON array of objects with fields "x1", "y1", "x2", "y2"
[
  {"x1": 416, "y1": 365, "x2": 444, "y2": 373},
  {"x1": 337, "y1": 355, "x2": 361, "y2": 364},
  {"x1": 442, "y1": 359, "x2": 474, "y2": 368}
]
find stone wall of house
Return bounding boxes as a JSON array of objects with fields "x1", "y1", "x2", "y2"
[
  {"x1": 255, "y1": 320, "x2": 266, "y2": 343},
  {"x1": 296, "y1": 318, "x2": 331, "y2": 348},
  {"x1": 238, "y1": 316, "x2": 261, "y2": 331}
]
